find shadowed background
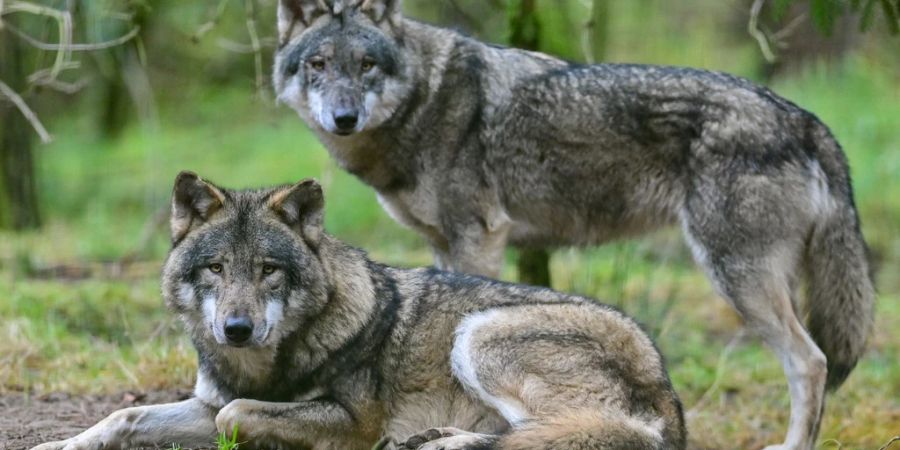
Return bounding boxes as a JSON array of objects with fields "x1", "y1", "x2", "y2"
[{"x1": 0, "y1": 1, "x2": 898, "y2": 448}]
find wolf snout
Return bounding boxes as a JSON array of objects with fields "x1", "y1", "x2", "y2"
[
  {"x1": 333, "y1": 108, "x2": 359, "y2": 134},
  {"x1": 224, "y1": 316, "x2": 254, "y2": 346}
]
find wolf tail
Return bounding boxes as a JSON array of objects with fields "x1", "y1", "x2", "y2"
[
  {"x1": 805, "y1": 120, "x2": 876, "y2": 390},
  {"x1": 498, "y1": 410, "x2": 685, "y2": 450}
]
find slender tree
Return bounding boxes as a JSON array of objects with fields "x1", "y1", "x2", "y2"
[
  {"x1": 0, "y1": 13, "x2": 41, "y2": 230},
  {"x1": 507, "y1": 0, "x2": 550, "y2": 287}
]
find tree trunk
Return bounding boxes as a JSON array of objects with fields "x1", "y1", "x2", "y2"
[
  {"x1": 103, "y1": 12, "x2": 147, "y2": 139},
  {"x1": 0, "y1": 19, "x2": 41, "y2": 230},
  {"x1": 508, "y1": 0, "x2": 551, "y2": 287},
  {"x1": 517, "y1": 248, "x2": 553, "y2": 287},
  {"x1": 589, "y1": 0, "x2": 610, "y2": 62},
  {"x1": 508, "y1": 0, "x2": 541, "y2": 51}
]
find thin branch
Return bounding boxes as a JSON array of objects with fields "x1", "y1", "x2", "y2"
[
  {"x1": 192, "y1": 0, "x2": 230, "y2": 43},
  {"x1": 879, "y1": 436, "x2": 900, "y2": 450},
  {"x1": 772, "y1": 12, "x2": 808, "y2": 42},
  {"x1": 244, "y1": 0, "x2": 265, "y2": 96},
  {"x1": 0, "y1": 79, "x2": 52, "y2": 143},
  {"x1": 25, "y1": 61, "x2": 81, "y2": 83},
  {"x1": 2, "y1": 0, "x2": 73, "y2": 82},
  {"x1": 5, "y1": 22, "x2": 140, "y2": 51},
  {"x1": 686, "y1": 329, "x2": 747, "y2": 417},
  {"x1": 749, "y1": 0, "x2": 777, "y2": 63},
  {"x1": 216, "y1": 37, "x2": 277, "y2": 53},
  {"x1": 33, "y1": 77, "x2": 91, "y2": 94}
]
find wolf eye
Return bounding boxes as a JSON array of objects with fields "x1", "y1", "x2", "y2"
[
  {"x1": 309, "y1": 59, "x2": 325, "y2": 71},
  {"x1": 262, "y1": 265, "x2": 277, "y2": 275},
  {"x1": 361, "y1": 59, "x2": 376, "y2": 72},
  {"x1": 209, "y1": 263, "x2": 223, "y2": 274}
]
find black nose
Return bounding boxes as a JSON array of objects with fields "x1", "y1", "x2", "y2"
[
  {"x1": 224, "y1": 316, "x2": 253, "y2": 345},
  {"x1": 333, "y1": 109, "x2": 359, "y2": 132}
]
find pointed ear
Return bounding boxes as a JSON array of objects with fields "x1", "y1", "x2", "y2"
[
  {"x1": 269, "y1": 179, "x2": 325, "y2": 250},
  {"x1": 278, "y1": 0, "x2": 331, "y2": 41},
  {"x1": 360, "y1": 0, "x2": 402, "y2": 23},
  {"x1": 170, "y1": 171, "x2": 226, "y2": 245}
]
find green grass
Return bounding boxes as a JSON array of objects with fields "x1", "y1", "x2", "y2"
[
  {"x1": 1, "y1": 34, "x2": 898, "y2": 450},
  {"x1": 168, "y1": 425, "x2": 242, "y2": 450}
]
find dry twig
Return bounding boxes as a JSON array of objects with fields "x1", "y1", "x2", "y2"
[
  {"x1": 880, "y1": 436, "x2": 900, "y2": 450},
  {"x1": 0, "y1": 0, "x2": 143, "y2": 140},
  {"x1": 0, "y1": 79, "x2": 52, "y2": 143},
  {"x1": 749, "y1": 0, "x2": 777, "y2": 63},
  {"x1": 687, "y1": 329, "x2": 747, "y2": 417},
  {"x1": 244, "y1": 0, "x2": 265, "y2": 96},
  {"x1": 4, "y1": 22, "x2": 140, "y2": 51}
]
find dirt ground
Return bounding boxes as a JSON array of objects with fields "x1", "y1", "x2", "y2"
[{"x1": 1, "y1": 390, "x2": 193, "y2": 450}]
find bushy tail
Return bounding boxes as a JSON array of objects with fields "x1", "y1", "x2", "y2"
[
  {"x1": 498, "y1": 410, "x2": 685, "y2": 450},
  {"x1": 806, "y1": 125, "x2": 876, "y2": 390}
]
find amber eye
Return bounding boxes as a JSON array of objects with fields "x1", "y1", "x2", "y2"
[
  {"x1": 361, "y1": 59, "x2": 376, "y2": 72},
  {"x1": 309, "y1": 59, "x2": 325, "y2": 71},
  {"x1": 209, "y1": 263, "x2": 223, "y2": 274},
  {"x1": 262, "y1": 265, "x2": 276, "y2": 275}
]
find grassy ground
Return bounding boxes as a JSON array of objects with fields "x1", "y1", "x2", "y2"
[{"x1": 1, "y1": 24, "x2": 898, "y2": 450}]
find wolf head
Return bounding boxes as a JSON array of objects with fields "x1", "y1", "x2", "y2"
[
  {"x1": 162, "y1": 171, "x2": 330, "y2": 349},
  {"x1": 273, "y1": 0, "x2": 411, "y2": 136}
]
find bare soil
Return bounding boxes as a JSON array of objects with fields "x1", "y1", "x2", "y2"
[{"x1": 1, "y1": 390, "x2": 192, "y2": 450}]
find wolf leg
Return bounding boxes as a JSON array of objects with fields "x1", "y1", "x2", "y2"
[
  {"x1": 682, "y1": 219, "x2": 826, "y2": 450},
  {"x1": 450, "y1": 307, "x2": 683, "y2": 449},
  {"x1": 29, "y1": 398, "x2": 217, "y2": 450},
  {"x1": 215, "y1": 398, "x2": 372, "y2": 448},
  {"x1": 441, "y1": 213, "x2": 511, "y2": 278}
]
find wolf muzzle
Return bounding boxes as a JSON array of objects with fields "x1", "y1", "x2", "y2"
[{"x1": 224, "y1": 316, "x2": 254, "y2": 346}]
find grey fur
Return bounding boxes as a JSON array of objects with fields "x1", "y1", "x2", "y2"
[
  {"x1": 31, "y1": 173, "x2": 685, "y2": 450},
  {"x1": 273, "y1": 2, "x2": 876, "y2": 449}
]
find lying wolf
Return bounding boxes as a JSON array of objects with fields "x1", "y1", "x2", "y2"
[
  {"x1": 272, "y1": 1, "x2": 876, "y2": 449},
  {"x1": 31, "y1": 172, "x2": 685, "y2": 450}
]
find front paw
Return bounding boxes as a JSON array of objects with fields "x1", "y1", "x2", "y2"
[
  {"x1": 215, "y1": 399, "x2": 267, "y2": 444},
  {"x1": 31, "y1": 439, "x2": 109, "y2": 450},
  {"x1": 29, "y1": 441, "x2": 68, "y2": 450}
]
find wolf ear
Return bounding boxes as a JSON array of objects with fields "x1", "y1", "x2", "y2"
[
  {"x1": 170, "y1": 171, "x2": 226, "y2": 245},
  {"x1": 278, "y1": 0, "x2": 331, "y2": 40},
  {"x1": 359, "y1": 0, "x2": 402, "y2": 23},
  {"x1": 269, "y1": 179, "x2": 325, "y2": 250}
]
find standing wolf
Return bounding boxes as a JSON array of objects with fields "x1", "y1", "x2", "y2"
[
  {"x1": 31, "y1": 172, "x2": 685, "y2": 450},
  {"x1": 272, "y1": 1, "x2": 876, "y2": 449}
]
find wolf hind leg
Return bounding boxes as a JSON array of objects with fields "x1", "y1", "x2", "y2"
[
  {"x1": 681, "y1": 219, "x2": 826, "y2": 450},
  {"x1": 450, "y1": 307, "x2": 684, "y2": 450}
]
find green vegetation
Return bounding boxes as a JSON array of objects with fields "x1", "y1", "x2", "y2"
[
  {"x1": 217, "y1": 425, "x2": 242, "y2": 450},
  {"x1": 0, "y1": 1, "x2": 897, "y2": 449}
]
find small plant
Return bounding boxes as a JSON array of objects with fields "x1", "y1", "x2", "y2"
[{"x1": 217, "y1": 424, "x2": 241, "y2": 450}]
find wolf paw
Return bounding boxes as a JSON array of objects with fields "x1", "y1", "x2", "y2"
[
  {"x1": 398, "y1": 428, "x2": 496, "y2": 450},
  {"x1": 29, "y1": 442, "x2": 68, "y2": 450}
]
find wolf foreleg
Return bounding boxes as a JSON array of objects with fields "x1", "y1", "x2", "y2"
[
  {"x1": 215, "y1": 398, "x2": 369, "y2": 448},
  {"x1": 29, "y1": 398, "x2": 217, "y2": 450},
  {"x1": 441, "y1": 212, "x2": 511, "y2": 278}
]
